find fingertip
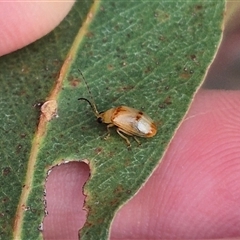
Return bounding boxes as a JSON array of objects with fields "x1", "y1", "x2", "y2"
[{"x1": 0, "y1": 1, "x2": 75, "y2": 56}]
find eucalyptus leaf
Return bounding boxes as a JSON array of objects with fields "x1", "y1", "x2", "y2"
[{"x1": 0, "y1": 1, "x2": 224, "y2": 239}]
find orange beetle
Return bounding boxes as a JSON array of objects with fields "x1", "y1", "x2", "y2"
[{"x1": 78, "y1": 70, "x2": 157, "y2": 147}]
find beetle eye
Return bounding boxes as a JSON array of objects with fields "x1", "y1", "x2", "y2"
[{"x1": 97, "y1": 117, "x2": 103, "y2": 123}]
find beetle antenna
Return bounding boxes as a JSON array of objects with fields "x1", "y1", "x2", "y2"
[
  {"x1": 78, "y1": 69, "x2": 99, "y2": 116},
  {"x1": 78, "y1": 97, "x2": 99, "y2": 117}
]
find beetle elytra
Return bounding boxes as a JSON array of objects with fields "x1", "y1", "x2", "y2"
[{"x1": 78, "y1": 70, "x2": 157, "y2": 147}]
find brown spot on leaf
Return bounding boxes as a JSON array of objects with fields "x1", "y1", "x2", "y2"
[
  {"x1": 21, "y1": 66, "x2": 30, "y2": 74},
  {"x1": 110, "y1": 198, "x2": 120, "y2": 207},
  {"x1": 114, "y1": 185, "x2": 124, "y2": 195},
  {"x1": 107, "y1": 64, "x2": 114, "y2": 71},
  {"x1": 20, "y1": 133, "x2": 27, "y2": 138},
  {"x1": 144, "y1": 66, "x2": 152, "y2": 74},
  {"x1": 97, "y1": 218, "x2": 104, "y2": 224},
  {"x1": 86, "y1": 31, "x2": 94, "y2": 38},
  {"x1": 2, "y1": 197, "x2": 9, "y2": 203},
  {"x1": 68, "y1": 76, "x2": 80, "y2": 87},
  {"x1": 2, "y1": 167, "x2": 11, "y2": 176},
  {"x1": 190, "y1": 54, "x2": 197, "y2": 61},
  {"x1": 94, "y1": 148, "x2": 102, "y2": 155},
  {"x1": 194, "y1": 4, "x2": 203, "y2": 11},
  {"x1": 164, "y1": 96, "x2": 172, "y2": 105},
  {"x1": 117, "y1": 85, "x2": 134, "y2": 92},
  {"x1": 180, "y1": 72, "x2": 191, "y2": 79},
  {"x1": 16, "y1": 144, "x2": 22, "y2": 154},
  {"x1": 159, "y1": 35, "x2": 166, "y2": 41}
]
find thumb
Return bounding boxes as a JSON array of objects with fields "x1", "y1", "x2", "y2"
[{"x1": 0, "y1": 1, "x2": 75, "y2": 56}]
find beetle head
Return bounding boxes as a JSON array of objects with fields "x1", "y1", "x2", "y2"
[
  {"x1": 97, "y1": 111, "x2": 104, "y2": 123},
  {"x1": 97, "y1": 117, "x2": 103, "y2": 123}
]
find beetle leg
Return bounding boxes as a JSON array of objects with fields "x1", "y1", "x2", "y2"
[
  {"x1": 104, "y1": 123, "x2": 115, "y2": 140},
  {"x1": 133, "y1": 136, "x2": 141, "y2": 146},
  {"x1": 116, "y1": 128, "x2": 131, "y2": 147}
]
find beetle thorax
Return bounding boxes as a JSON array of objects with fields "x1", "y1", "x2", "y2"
[{"x1": 98, "y1": 108, "x2": 116, "y2": 124}]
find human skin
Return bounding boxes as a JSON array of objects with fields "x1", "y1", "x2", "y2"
[
  {"x1": 0, "y1": 1, "x2": 75, "y2": 56},
  {"x1": 2, "y1": 2, "x2": 240, "y2": 239}
]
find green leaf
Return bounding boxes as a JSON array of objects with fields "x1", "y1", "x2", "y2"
[{"x1": 0, "y1": 1, "x2": 224, "y2": 239}]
